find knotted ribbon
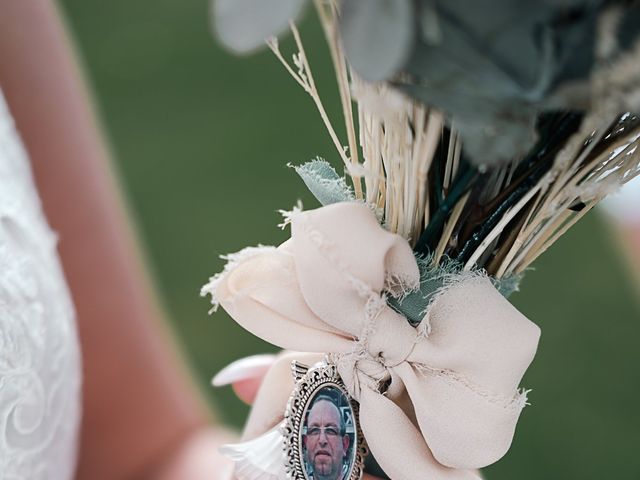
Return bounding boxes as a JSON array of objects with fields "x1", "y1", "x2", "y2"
[{"x1": 205, "y1": 202, "x2": 540, "y2": 479}]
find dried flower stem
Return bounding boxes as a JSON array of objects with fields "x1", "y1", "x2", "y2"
[
  {"x1": 434, "y1": 191, "x2": 469, "y2": 265},
  {"x1": 499, "y1": 125, "x2": 640, "y2": 276},
  {"x1": 271, "y1": 5, "x2": 640, "y2": 278},
  {"x1": 464, "y1": 183, "x2": 543, "y2": 271},
  {"x1": 267, "y1": 25, "x2": 353, "y2": 177},
  {"x1": 515, "y1": 200, "x2": 598, "y2": 273},
  {"x1": 314, "y1": 0, "x2": 363, "y2": 199}
]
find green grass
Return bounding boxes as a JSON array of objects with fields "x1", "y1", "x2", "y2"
[{"x1": 60, "y1": 1, "x2": 640, "y2": 478}]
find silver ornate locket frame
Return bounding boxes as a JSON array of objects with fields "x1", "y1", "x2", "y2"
[{"x1": 282, "y1": 361, "x2": 368, "y2": 480}]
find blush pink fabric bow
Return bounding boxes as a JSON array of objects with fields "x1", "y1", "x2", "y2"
[{"x1": 205, "y1": 202, "x2": 540, "y2": 480}]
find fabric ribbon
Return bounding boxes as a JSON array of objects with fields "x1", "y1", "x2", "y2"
[{"x1": 204, "y1": 202, "x2": 540, "y2": 479}]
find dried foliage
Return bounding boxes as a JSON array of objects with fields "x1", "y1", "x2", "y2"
[{"x1": 270, "y1": 0, "x2": 640, "y2": 277}]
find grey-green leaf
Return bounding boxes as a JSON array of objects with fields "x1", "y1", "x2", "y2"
[
  {"x1": 212, "y1": 0, "x2": 307, "y2": 54},
  {"x1": 388, "y1": 254, "x2": 522, "y2": 326},
  {"x1": 294, "y1": 159, "x2": 354, "y2": 206},
  {"x1": 339, "y1": 0, "x2": 415, "y2": 82}
]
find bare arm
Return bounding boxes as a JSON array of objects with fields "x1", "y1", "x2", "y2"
[
  {"x1": 0, "y1": 2, "x2": 389, "y2": 479},
  {"x1": 0, "y1": 1, "x2": 230, "y2": 478},
  {"x1": 600, "y1": 184, "x2": 640, "y2": 300},
  {"x1": 608, "y1": 222, "x2": 640, "y2": 298}
]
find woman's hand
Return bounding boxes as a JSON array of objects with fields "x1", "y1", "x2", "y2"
[{"x1": 157, "y1": 354, "x2": 383, "y2": 479}]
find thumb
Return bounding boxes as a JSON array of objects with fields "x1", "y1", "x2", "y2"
[{"x1": 212, "y1": 354, "x2": 277, "y2": 404}]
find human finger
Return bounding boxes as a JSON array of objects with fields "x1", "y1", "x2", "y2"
[{"x1": 212, "y1": 354, "x2": 277, "y2": 404}]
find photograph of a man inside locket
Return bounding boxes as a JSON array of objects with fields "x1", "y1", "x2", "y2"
[{"x1": 302, "y1": 386, "x2": 357, "y2": 480}]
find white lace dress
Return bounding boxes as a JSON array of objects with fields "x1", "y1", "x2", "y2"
[{"x1": 0, "y1": 91, "x2": 81, "y2": 479}]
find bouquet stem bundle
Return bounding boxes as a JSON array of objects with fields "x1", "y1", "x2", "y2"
[{"x1": 269, "y1": 0, "x2": 640, "y2": 279}]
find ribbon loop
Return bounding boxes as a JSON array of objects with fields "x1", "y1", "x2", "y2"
[{"x1": 206, "y1": 202, "x2": 540, "y2": 479}]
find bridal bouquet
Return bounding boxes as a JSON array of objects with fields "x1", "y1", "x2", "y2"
[{"x1": 203, "y1": 1, "x2": 640, "y2": 478}]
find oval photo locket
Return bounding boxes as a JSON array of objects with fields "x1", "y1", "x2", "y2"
[{"x1": 282, "y1": 361, "x2": 368, "y2": 480}]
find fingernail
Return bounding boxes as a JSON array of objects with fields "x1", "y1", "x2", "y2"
[{"x1": 212, "y1": 354, "x2": 276, "y2": 387}]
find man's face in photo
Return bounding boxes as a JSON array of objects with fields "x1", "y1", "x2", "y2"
[{"x1": 304, "y1": 399, "x2": 350, "y2": 480}]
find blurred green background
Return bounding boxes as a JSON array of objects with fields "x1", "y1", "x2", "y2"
[{"x1": 59, "y1": 1, "x2": 640, "y2": 478}]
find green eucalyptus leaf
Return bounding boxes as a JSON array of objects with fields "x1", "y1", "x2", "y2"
[
  {"x1": 339, "y1": 0, "x2": 415, "y2": 82},
  {"x1": 452, "y1": 109, "x2": 539, "y2": 168},
  {"x1": 388, "y1": 254, "x2": 522, "y2": 326},
  {"x1": 212, "y1": 0, "x2": 307, "y2": 54},
  {"x1": 395, "y1": 0, "x2": 607, "y2": 166},
  {"x1": 293, "y1": 159, "x2": 355, "y2": 206}
]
